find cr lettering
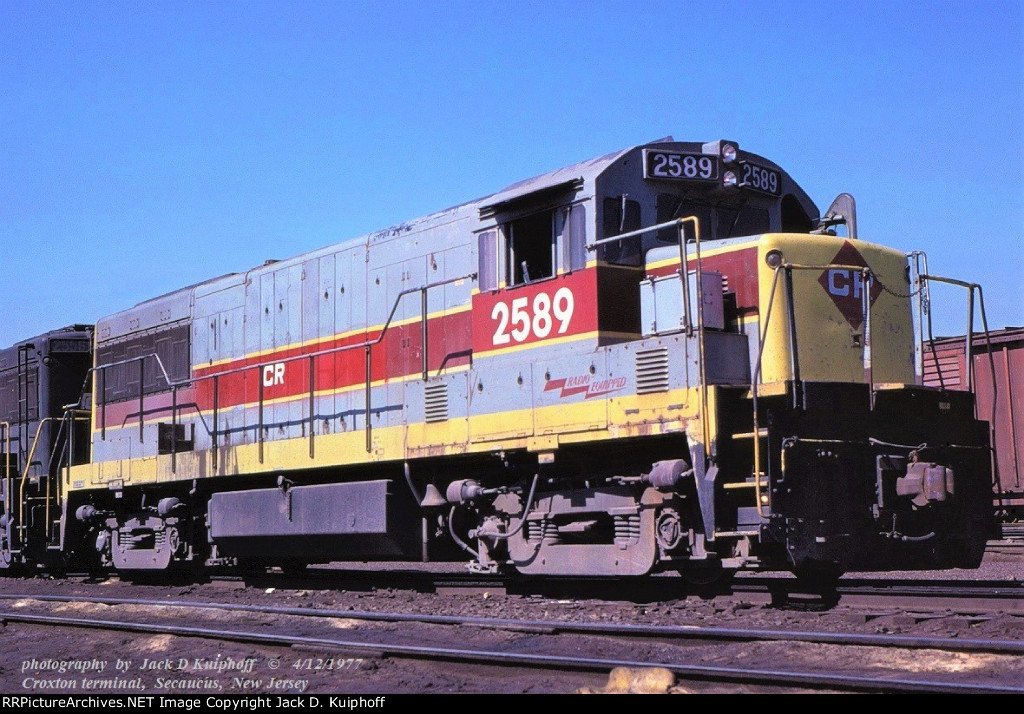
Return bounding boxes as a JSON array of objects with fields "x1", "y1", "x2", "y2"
[{"x1": 263, "y1": 363, "x2": 286, "y2": 386}]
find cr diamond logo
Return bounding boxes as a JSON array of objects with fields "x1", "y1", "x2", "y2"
[{"x1": 817, "y1": 241, "x2": 882, "y2": 329}]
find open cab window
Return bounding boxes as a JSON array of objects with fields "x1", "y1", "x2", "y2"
[
  {"x1": 477, "y1": 204, "x2": 587, "y2": 292},
  {"x1": 509, "y1": 211, "x2": 554, "y2": 285}
]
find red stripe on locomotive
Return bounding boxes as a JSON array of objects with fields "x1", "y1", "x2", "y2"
[{"x1": 647, "y1": 246, "x2": 760, "y2": 315}]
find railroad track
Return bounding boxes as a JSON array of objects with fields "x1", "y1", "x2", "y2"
[
  {"x1": 731, "y1": 577, "x2": 1024, "y2": 613},
  {"x1": 53, "y1": 566, "x2": 1024, "y2": 614},
  {"x1": 237, "y1": 566, "x2": 1024, "y2": 613},
  {"x1": 1, "y1": 594, "x2": 1022, "y2": 694},
  {"x1": 1000, "y1": 523, "x2": 1024, "y2": 539},
  {"x1": 1, "y1": 593, "x2": 1022, "y2": 654},
  {"x1": 987, "y1": 539, "x2": 1024, "y2": 555}
]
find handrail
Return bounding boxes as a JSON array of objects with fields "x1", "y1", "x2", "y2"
[
  {"x1": 44, "y1": 415, "x2": 67, "y2": 541},
  {"x1": 918, "y1": 275, "x2": 997, "y2": 399},
  {"x1": 76, "y1": 271, "x2": 477, "y2": 463},
  {"x1": 588, "y1": 218, "x2": 694, "y2": 333},
  {"x1": 750, "y1": 261, "x2": 878, "y2": 517},
  {"x1": 591, "y1": 216, "x2": 713, "y2": 496},
  {"x1": 750, "y1": 266, "x2": 783, "y2": 518},
  {"x1": 17, "y1": 418, "x2": 55, "y2": 544},
  {"x1": 12, "y1": 415, "x2": 90, "y2": 550},
  {"x1": 680, "y1": 217, "x2": 710, "y2": 454},
  {"x1": 750, "y1": 261, "x2": 999, "y2": 516},
  {"x1": 918, "y1": 274, "x2": 1000, "y2": 497},
  {"x1": 907, "y1": 251, "x2": 931, "y2": 383},
  {"x1": 1, "y1": 421, "x2": 9, "y2": 540},
  {"x1": 63, "y1": 409, "x2": 89, "y2": 488},
  {"x1": 587, "y1": 217, "x2": 690, "y2": 249},
  {"x1": 44, "y1": 411, "x2": 89, "y2": 543},
  {"x1": 774, "y1": 262, "x2": 878, "y2": 402}
]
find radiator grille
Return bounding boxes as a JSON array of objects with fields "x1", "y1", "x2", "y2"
[
  {"x1": 636, "y1": 347, "x2": 670, "y2": 394},
  {"x1": 424, "y1": 382, "x2": 449, "y2": 423}
]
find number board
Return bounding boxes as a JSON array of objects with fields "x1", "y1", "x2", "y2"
[
  {"x1": 739, "y1": 162, "x2": 781, "y2": 196},
  {"x1": 643, "y1": 150, "x2": 719, "y2": 182},
  {"x1": 49, "y1": 339, "x2": 91, "y2": 353},
  {"x1": 471, "y1": 270, "x2": 598, "y2": 355}
]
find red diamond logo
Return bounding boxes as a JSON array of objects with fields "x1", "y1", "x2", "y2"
[{"x1": 817, "y1": 241, "x2": 883, "y2": 329}]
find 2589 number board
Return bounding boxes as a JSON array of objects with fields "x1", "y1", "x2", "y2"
[{"x1": 643, "y1": 150, "x2": 719, "y2": 181}]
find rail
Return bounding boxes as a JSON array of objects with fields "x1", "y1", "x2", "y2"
[
  {"x1": 749, "y1": 261, "x2": 877, "y2": 517},
  {"x1": 2, "y1": 608, "x2": 1019, "y2": 693},
  {"x1": 588, "y1": 216, "x2": 710, "y2": 454},
  {"x1": 1, "y1": 421, "x2": 9, "y2": 544},
  {"x1": 915, "y1": 272, "x2": 1000, "y2": 498},
  {"x1": 18, "y1": 418, "x2": 56, "y2": 545},
  {"x1": 751, "y1": 261, "x2": 999, "y2": 517},
  {"x1": 79, "y1": 271, "x2": 476, "y2": 470},
  {"x1": 14, "y1": 414, "x2": 89, "y2": 548}
]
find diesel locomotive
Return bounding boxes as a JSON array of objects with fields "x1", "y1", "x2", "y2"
[{"x1": 0, "y1": 138, "x2": 997, "y2": 580}]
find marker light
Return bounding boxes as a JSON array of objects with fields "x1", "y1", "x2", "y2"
[{"x1": 765, "y1": 250, "x2": 784, "y2": 268}]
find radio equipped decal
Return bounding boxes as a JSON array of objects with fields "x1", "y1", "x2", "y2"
[{"x1": 544, "y1": 375, "x2": 627, "y2": 400}]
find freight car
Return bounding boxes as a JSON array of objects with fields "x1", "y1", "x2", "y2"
[
  {"x1": 923, "y1": 326, "x2": 1024, "y2": 523},
  {"x1": 0, "y1": 139, "x2": 998, "y2": 582}
]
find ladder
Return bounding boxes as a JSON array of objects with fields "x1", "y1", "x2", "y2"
[
  {"x1": 13, "y1": 344, "x2": 42, "y2": 556},
  {"x1": 16, "y1": 343, "x2": 33, "y2": 467}
]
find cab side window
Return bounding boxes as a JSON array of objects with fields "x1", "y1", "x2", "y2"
[
  {"x1": 508, "y1": 211, "x2": 554, "y2": 285},
  {"x1": 478, "y1": 203, "x2": 588, "y2": 291},
  {"x1": 601, "y1": 197, "x2": 642, "y2": 266}
]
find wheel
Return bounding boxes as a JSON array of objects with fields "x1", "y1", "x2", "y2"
[
  {"x1": 0, "y1": 549, "x2": 20, "y2": 576},
  {"x1": 0, "y1": 524, "x2": 20, "y2": 576},
  {"x1": 679, "y1": 563, "x2": 736, "y2": 589}
]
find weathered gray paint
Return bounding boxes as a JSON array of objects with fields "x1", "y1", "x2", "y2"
[{"x1": 89, "y1": 139, "x2": 812, "y2": 465}]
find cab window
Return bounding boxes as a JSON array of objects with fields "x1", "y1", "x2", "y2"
[
  {"x1": 479, "y1": 203, "x2": 587, "y2": 290},
  {"x1": 508, "y1": 211, "x2": 554, "y2": 285},
  {"x1": 601, "y1": 197, "x2": 642, "y2": 266},
  {"x1": 656, "y1": 194, "x2": 770, "y2": 242}
]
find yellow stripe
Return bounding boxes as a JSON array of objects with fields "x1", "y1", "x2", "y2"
[
  {"x1": 473, "y1": 330, "x2": 599, "y2": 359},
  {"x1": 646, "y1": 239, "x2": 759, "y2": 272},
  {"x1": 70, "y1": 386, "x2": 707, "y2": 491}
]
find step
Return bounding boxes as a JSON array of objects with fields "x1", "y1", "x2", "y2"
[
  {"x1": 733, "y1": 429, "x2": 769, "y2": 440},
  {"x1": 722, "y1": 480, "x2": 769, "y2": 490}
]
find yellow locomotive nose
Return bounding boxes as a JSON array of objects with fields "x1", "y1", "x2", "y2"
[{"x1": 755, "y1": 234, "x2": 916, "y2": 388}]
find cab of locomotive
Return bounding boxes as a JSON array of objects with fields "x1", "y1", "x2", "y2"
[
  {"x1": 606, "y1": 140, "x2": 991, "y2": 573},
  {"x1": 571, "y1": 139, "x2": 988, "y2": 573}
]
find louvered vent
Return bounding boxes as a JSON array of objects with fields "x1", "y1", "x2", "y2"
[
  {"x1": 636, "y1": 347, "x2": 670, "y2": 394},
  {"x1": 424, "y1": 382, "x2": 449, "y2": 423}
]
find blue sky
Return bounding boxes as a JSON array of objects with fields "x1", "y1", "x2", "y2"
[{"x1": 2, "y1": 0, "x2": 1021, "y2": 347}]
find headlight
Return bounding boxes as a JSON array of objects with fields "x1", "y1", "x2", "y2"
[
  {"x1": 723, "y1": 170, "x2": 738, "y2": 187},
  {"x1": 721, "y1": 143, "x2": 737, "y2": 163}
]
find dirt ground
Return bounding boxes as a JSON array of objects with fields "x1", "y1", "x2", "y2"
[{"x1": 0, "y1": 554, "x2": 1020, "y2": 694}]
